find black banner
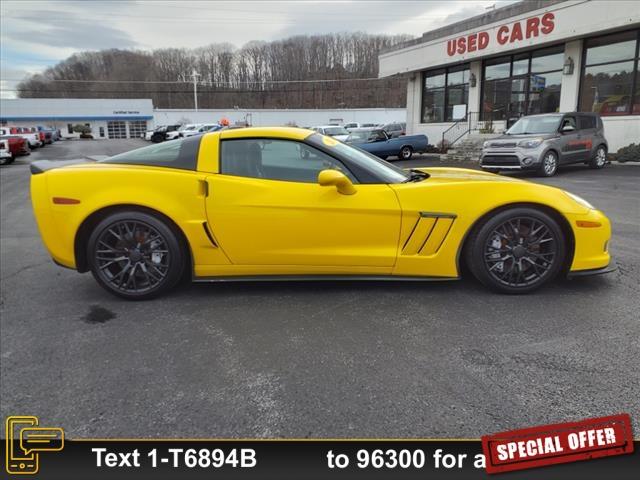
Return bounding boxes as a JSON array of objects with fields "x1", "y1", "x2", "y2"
[{"x1": 2, "y1": 440, "x2": 638, "y2": 479}]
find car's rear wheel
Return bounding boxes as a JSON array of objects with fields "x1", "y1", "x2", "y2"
[
  {"x1": 589, "y1": 145, "x2": 607, "y2": 169},
  {"x1": 87, "y1": 211, "x2": 186, "y2": 300},
  {"x1": 399, "y1": 146, "x2": 413, "y2": 160},
  {"x1": 466, "y1": 208, "x2": 566, "y2": 293},
  {"x1": 537, "y1": 151, "x2": 558, "y2": 177}
]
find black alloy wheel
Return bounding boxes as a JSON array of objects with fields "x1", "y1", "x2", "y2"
[
  {"x1": 466, "y1": 208, "x2": 566, "y2": 293},
  {"x1": 87, "y1": 211, "x2": 185, "y2": 299}
]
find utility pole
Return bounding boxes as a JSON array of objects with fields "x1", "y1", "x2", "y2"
[{"x1": 191, "y1": 69, "x2": 200, "y2": 111}]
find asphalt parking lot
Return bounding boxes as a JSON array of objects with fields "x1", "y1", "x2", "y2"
[{"x1": 1, "y1": 139, "x2": 639, "y2": 439}]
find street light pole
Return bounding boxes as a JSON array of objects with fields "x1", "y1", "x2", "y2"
[{"x1": 191, "y1": 69, "x2": 200, "y2": 111}]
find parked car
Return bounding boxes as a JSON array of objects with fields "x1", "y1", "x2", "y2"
[
  {"x1": 150, "y1": 124, "x2": 181, "y2": 143},
  {"x1": 346, "y1": 128, "x2": 428, "y2": 160},
  {"x1": 0, "y1": 137, "x2": 13, "y2": 165},
  {"x1": 180, "y1": 123, "x2": 222, "y2": 138},
  {"x1": 144, "y1": 128, "x2": 156, "y2": 141},
  {"x1": 37, "y1": 126, "x2": 61, "y2": 141},
  {"x1": 381, "y1": 122, "x2": 406, "y2": 138},
  {"x1": 480, "y1": 112, "x2": 608, "y2": 177},
  {"x1": 310, "y1": 125, "x2": 350, "y2": 141},
  {"x1": 3, "y1": 127, "x2": 42, "y2": 148},
  {"x1": 0, "y1": 134, "x2": 30, "y2": 158},
  {"x1": 343, "y1": 122, "x2": 378, "y2": 131},
  {"x1": 29, "y1": 126, "x2": 612, "y2": 299},
  {"x1": 166, "y1": 124, "x2": 202, "y2": 140}
]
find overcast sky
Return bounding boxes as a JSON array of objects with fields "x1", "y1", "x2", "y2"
[{"x1": 1, "y1": 0, "x2": 516, "y2": 98}]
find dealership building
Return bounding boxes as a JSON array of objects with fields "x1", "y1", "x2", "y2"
[
  {"x1": 0, "y1": 98, "x2": 405, "y2": 139},
  {"x1": 379, "y1": 0, "x2": 640, "y2": 151},
  {"x1": 0, "y1": 98, "x2": 154, "y2": 139}
]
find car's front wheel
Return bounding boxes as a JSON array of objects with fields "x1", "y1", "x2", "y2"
[
  {"x1": 466, "y1": 208, "x2": 566, "y2": 293},
  {"x1": 537, "y1": 151, "x2": 558, "y2": 177},
  {"x1": 87, "y1": 211, "x2": 186, "y2": 300}
]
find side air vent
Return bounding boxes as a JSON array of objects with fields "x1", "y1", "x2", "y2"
[
  {"x1": 401, "y1": 212, "x2": 456, "y2": 256},
  {"x1": 202, "y1": 222, "x2": 218, "y2": 248}
]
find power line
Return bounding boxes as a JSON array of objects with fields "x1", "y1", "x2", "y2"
[{"x1": 1, "y1": 77, "x2": 397, "y2": 85}]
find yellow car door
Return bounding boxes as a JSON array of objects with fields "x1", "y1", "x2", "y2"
[{"x1": 205, "y1": 138, "x2": 401, "y2": 270}]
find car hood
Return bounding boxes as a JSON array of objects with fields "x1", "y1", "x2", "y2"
[
  {"x1": 413, "y1": 167, "x2": 525, "y2": 183},
  {"x1": 490, "y1": 133, "x2": 558, "y2": 143}
]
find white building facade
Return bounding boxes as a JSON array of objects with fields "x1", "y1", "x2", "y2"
[
  {"x1": 0, "y1": 98, "x2": 154, "y2": 139},
  {"x1": 379, "y1": 0, "x2": 640, "y2": 152},
  {"x1": 0, "y1": 98, "x2": 406, "y2": 138}
]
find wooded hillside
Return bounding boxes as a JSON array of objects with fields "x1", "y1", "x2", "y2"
[{"x1": 17, "y1": 33, "x2": 411, "y2": 109}]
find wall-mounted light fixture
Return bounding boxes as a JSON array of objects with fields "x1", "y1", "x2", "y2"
[
  {"x1": 470, "y1": 73, "x2": 477, "y2": 87},
  {"x1": 563, "y1": 56, "x2": 574, "y2": 75}
]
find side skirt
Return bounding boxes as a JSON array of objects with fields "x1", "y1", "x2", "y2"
[{"x1": 193, "y1": 274, "x2": 460, "y2": 283}]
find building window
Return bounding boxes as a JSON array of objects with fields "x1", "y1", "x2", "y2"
[
  {"x1": 579, "y1": 29, "x2": 640, "y2": 116},
  {"x1": 421, "y1": 64, "x2": 469, "y2": 123},
  {"x1": 482, "y1": 46, "x2": 564, "y2": 121},
  {"x1": 128, "y1": 121, "x2": 147, "y2": 139}
]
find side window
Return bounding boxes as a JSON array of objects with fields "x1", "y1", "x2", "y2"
[
  {"x1": 579, "y1": 115, "x2": 596, "y2": 130},
  {"x1": 370, "y1": 130, "x2": 387, "y2": 141},
  {"x1": 101, "y1": 136, "x2": 201, "y2": 170},
  {"x1": 220, "y1": 139, "x2": 356, "y2": 184},
  {"x1": 561, "y1": 116, "x2": 577, "y2": 130}
]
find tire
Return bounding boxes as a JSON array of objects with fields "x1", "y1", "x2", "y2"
[
  {"x1": 537, "y1": 150, "x2": 558, "y2": 177},
  {"x1": 87, "y1": 211, "x2": 186, "y2": 300},
  {"x1": 465, "y1": 207, "x2": 566, "y2": 294},
  {"x1": 399, "y1": 146, "x2": 413, "y2": 160},
  {"x1": 589, "y1": 145, "x2": 607, "y2": 169}
]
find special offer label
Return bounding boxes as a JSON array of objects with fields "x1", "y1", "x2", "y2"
[{"x1": 482, "y1": 414, "x2": 634, "y2": 474}]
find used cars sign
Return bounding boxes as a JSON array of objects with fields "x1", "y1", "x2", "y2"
[{"x1": 447, "y1": 12, "x2": 555, "y2": 56}]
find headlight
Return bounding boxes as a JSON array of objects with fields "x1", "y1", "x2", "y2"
[
  {"x1": 565, "y1": 191, "x2": 595, "y2": 210},
  {"x1": 483, "y1": 141, "x2": 490, "y2": 149},
  {"x1": 517, "y1": 137, "x2": 543, "y2": 148}
]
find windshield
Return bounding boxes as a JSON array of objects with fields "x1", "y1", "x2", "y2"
[
  {"x1": 307, "y1": 133, "x2": 409, "y2": 184},
  {"x1": 324, "y1": 127, "x2": 349, "y2": 136},
  {"x1": 346, "y1": 130, "x2": 372, "y2": 142},
  {"x1": 181, "y1": 125, "x2": 198, "y2": 131},
  {"x1": 506, "y1": 116, "x2": 562, "y2": 134}
]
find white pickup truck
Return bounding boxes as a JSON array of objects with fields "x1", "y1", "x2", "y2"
[
  {"x1": 0, "y1": 137, "x2": 13, "y2": 165},
  {"x1": 0, "y1": 127, "x2": 42, "y2": 148}
]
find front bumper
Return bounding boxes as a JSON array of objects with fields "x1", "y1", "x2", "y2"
[
  {"x1": 567, "y1": 260, "x2": 617, "y2": 278},
  {"x1": 480, "y1": 147, "x2": 545, "y2": 170},
  {"x1": 567, "y1": 209, "x2": 612, "y2": 273}
]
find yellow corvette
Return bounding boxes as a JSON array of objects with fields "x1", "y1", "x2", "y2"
[{"x1": 30, "y1": 127, "x2": 612, "y2": 299}]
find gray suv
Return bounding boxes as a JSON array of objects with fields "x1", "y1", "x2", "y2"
[{"x1": 480, "y1": 113, "x2": 608, "y2": 177}]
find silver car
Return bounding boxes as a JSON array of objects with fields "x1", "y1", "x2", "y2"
[{"x1": 480, "y1": 113, "x2": 608, "y2": 177}]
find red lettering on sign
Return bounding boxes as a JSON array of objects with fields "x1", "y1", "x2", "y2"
[
  {"x1": 541, "y1": 12, "x2": 555, "y2": 34},
  {"x1": 467, "y1": 33, "x2": 478, "y2": 52},
  {"x1": 447, "y1": 39, "x2": 456, "y2": 56},
  {"x1": 497, "y1": 25, "x2": 510, "y2": 45},
  {"x1": 478, "y1": 31, "x2": 490, "y2": 50},
  {"x1": 526, "y1": 17, "x2": 540, "y2": 38},
  {"x1": 445, "y1": 13, "x2": 555, "y2": 56},
  {"x1": 457, "y1": 36, "x2": 466, "y2": 54},
  {"x1": 510, "y1": 22, "x2": 523, "y2": 42}
]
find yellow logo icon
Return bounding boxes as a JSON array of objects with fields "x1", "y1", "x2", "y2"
[{"x1": 5, "y1": 416, "x2": 64, "y2": 475}]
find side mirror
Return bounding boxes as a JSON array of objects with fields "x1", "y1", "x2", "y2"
[
  {"x1": 561, "y1": 124, "x2": 575, "y2": 133},
  {"x1": 318, "y1": 169, "x2": 357, "y2": 195}
]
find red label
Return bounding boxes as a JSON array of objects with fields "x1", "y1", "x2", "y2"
[
  {"x1": 481, "y1": 414, "x2": 634, "y2": 474},
  {"x1": 447, "y1": 12, "x2": 555, "y2": 56}
]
